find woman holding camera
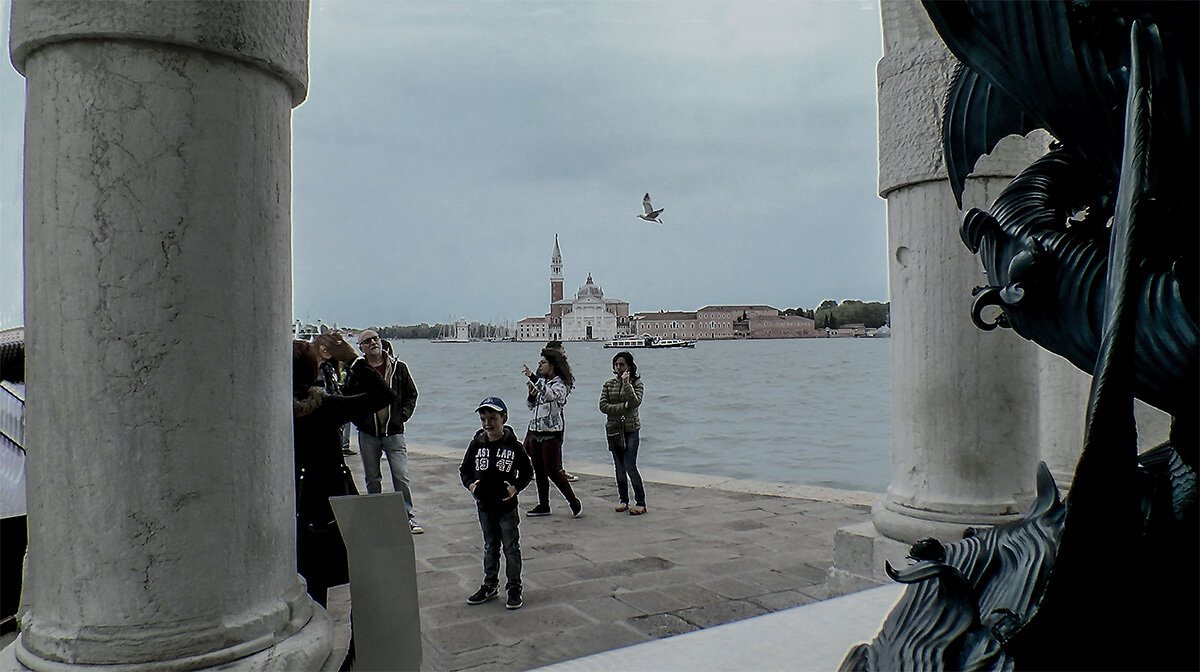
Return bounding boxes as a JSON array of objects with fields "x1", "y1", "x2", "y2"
[
  {"x1": 522, "y1": 347, "x2": 582, "y2": 518},
  {"x1": 599, "y1": 351, "x2": 646, "y2": 515}
]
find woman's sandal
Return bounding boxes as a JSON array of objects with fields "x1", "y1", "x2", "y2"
[
  {"x1": 615, "y1": 503, "x2": 628, "y2": 512},
  {"x1": 629, "y1": 506, "x2": 647, "y2": 515}
]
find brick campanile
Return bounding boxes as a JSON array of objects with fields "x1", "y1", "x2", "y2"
[{"x1": 550, "y1": 234, "x2": 564, "y2": 304}]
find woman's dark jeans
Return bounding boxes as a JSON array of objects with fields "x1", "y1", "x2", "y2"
[
  {"x1": 526, "y1": 433, "x2": 578, "y2": 507},
  {"x1": 612, "y1": 430, "x2": 646, "y2": 507}
]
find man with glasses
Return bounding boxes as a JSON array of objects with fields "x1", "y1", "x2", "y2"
[{"x1": 345, "y1": 329, "x2": 423, "y2": 533}]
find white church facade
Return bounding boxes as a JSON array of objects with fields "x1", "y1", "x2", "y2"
[{"x1": 517, "y1": 236, "x2": 631, "y2": 342}]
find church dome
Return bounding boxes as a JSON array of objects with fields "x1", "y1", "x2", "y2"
[{"x1": 576, "y1": 273, "x2": 603, "y2": 299}]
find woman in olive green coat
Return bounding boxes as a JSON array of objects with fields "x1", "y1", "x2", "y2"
[{"x1": 598, "y1": 351, "x2": 646, "y2": 514}]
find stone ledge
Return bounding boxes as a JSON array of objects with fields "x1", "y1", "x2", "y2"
[{"x1": 409, "y1": 443, "x2": 882, "y2": 506}]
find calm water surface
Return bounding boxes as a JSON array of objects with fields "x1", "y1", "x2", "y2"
[{"x1": 391, "y1": 338, "x2": 891, "y2": 492}]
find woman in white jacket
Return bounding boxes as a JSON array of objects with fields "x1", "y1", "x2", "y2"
[{"x1": 522, "y1": 347, "x2": 582, "y2": 518}]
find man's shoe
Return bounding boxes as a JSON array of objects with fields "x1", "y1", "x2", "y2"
[
  {"x1": 564, "y1": 472, "x2": 579, "y2": 482},
  {"x1": 467, "y1": 585, "x2": 498, "y2": 605},
  {"x1": 569, "y1": 499, "x2": 583, "y2": 518},
  {"x1": 526, "y1": 505, "x2": 551, "y2": 517},
  {"x1": 342, "y1": 448, "x2": 357, "y2": 456},
  {"x1": 409, "y1": 521, "x2": 424, "y2": 534},
  {"x1": 505, "y1": 588, "x2": 523, "y2": 610}
]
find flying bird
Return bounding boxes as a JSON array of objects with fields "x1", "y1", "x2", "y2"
[{"x1": 637, "y1": 193, "x2": 664, "y2": 224}]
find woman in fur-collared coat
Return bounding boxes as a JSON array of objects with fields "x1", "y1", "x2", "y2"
[{"x1": 292, "y1": 340, "x2": 395, "y2": 606}]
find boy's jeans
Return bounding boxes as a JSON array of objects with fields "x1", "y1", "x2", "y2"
[
  {"x1": 358, "y1": 431, "x2": 415, "y2": 521},
  {"x1": 478, "y1": 507, "x2": 522, "y2": 590}
]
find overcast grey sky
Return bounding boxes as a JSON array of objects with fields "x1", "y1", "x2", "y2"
[{"x1": 1, "y1": 0, "x2": 886, "y2": 330}]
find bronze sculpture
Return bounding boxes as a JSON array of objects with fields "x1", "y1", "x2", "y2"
[{"x1": 843, "y1": 1, "x2": 1196, "y2": 669}]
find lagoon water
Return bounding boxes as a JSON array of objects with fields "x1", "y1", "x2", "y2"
[{"x1": 390, "y1": 337, "x2": 892, "y2": 493}]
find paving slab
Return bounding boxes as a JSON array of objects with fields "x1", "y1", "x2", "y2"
[
  {"x1": 327, "y1": 442, "x2": 877, "y2": 671},
  {"x1": 533, "y1": 584, "x2": 906, "y2": 672},
  {"x1": 0, "y1": 440, "x2": 879, "y2": 671},
  {"x1": 674, "y1": 599, "x2": 769, "y2": 628}
]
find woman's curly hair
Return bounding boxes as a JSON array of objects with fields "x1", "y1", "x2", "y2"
[{"x1": 541, "y1": 347, "x2": 574, "y2": 387}]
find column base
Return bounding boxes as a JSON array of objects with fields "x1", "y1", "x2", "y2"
[
  {"x1": 0, "y1": 601, "x2": 336, "y2": 672},
  {"x1": 871, "y1": 496, "x2": 1026, "y2": 545},
  {"x1": 826, "y1": 521, "x2": 908, "y2": 597},
  {"x1": 828, "y1": 497, "x2": 1030, "y2": 598}
]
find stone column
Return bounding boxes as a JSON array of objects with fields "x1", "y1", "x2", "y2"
[
  {"x1": 870, "y1": 0, "x2": 1044, "y2": 546},
  {"x1": 830, "y1": 0, "x2": 1052, "y2": 593},
  {"x1": 4, "y1": 2, "x2": 330, "y2": 670},
  {"x1": 1037, "y1": 344, "x2": 1169, "y2": 493},
  {"x1": 1037, "y1": 350, "x2": 1090, "y2": 490}
]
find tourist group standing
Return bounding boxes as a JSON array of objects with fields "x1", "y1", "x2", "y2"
[{"x1": 293, "y1": 332, "x2": 652, "y2": 614}]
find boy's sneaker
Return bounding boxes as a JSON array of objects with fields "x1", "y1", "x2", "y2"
[
  {"x1": 526, "y1": 504, "x2": 551, "y2": 517},
  {"x1": 467, "y1": 585, "x2": 499, "y2": 605},
  {"x1": 505, "y1": 588, "x2": 523, "y2": 610},
  {"x1": 569, "y1": 499, "x2": 583, "y2": 518}
]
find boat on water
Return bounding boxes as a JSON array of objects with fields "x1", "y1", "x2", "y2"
[
  {"x1": 293, "y1": 320, "x2": 319, "y2": 341},
  {"x1": 604, "y1": 334, "x2": 696, "y2": 349}
]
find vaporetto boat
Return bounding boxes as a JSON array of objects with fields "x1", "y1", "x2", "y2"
[{"x1": 603, "y1": 334, "x2": 696, "y2": 349}]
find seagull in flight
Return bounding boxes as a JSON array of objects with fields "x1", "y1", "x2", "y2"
[{"x1": 637, "y1": 193, "x2": 664, "y2": 224}]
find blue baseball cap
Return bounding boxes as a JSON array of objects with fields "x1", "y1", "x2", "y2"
[{"x1": 475, "y1": 397, "x2": 507, "y2": 414}]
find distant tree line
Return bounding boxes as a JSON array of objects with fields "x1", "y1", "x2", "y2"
[
  {"x1": 373, "y1": 322, "x2": 514, "y2": 340},
  {"x1": 376, "y1": 324, "x2": 441, "y2": 339},
  {"x1": 783, "y1": 300, "x2": 890, "y2": 329}
]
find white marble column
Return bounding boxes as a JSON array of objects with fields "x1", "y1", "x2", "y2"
[
  {"x1": 1037, "y1": 350, "x2": 1090, "y2": 490},
  {"x1": 4, "y1": 2, "x2": 332, "y2": 670},
  {"x1": 830, "y1": 0, "x2": 1070, "y2": 593},
  {"x1": 1034, "y1": 330, "x2": 1170, "y2": 493},
  {"x1": 870, "y1": 0, "x2": 1044, "y2": 546}
]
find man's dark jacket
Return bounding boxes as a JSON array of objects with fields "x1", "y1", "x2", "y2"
[{"x1": 344, "y1": 354, "x2": 417, "y2": 437}]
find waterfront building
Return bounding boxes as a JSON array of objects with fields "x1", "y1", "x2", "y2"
[
  {"x1": 518, "y1": 236, "x2": 631, "y2": 341},
  {"x1": 515, "y1": 238, "x2": 821, "y2": 342},
  {"x1": 633, "y1": 305, "x2": 816, "y2": 340},
  {"x1": 515, "y1": 316, "x2": 550, "y2": 342}
]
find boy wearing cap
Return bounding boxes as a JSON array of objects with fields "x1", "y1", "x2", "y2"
[{"x1": 460, "y1": 397, "x2": 534, "y2": 610}]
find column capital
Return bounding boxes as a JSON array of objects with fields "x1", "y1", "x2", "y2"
[{"x1": 9, "y1": 0, "x2": 309, "y2": 106}]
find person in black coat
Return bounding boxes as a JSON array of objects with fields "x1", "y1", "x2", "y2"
[{"x1": 293, "y1": 339, "x2": 396, "y2": 607}]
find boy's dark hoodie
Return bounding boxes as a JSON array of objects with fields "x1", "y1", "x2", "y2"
[{"x1": 459, "y1": 425, "x2": 533, "y2": 513}]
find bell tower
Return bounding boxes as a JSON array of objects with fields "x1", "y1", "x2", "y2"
[{"x1": 550, "y1": 234, "x2": 564, "y2": 303}]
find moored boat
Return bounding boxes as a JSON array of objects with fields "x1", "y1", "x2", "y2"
[
  {"x1": 604, "y1": 334, "x2": 696, "y2": 349},
  {"x1": 293, "y1": 320, "x2": 319, "y2": 341}
]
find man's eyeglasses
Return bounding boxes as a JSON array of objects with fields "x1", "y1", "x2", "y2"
[{"x1": 361, "y1": 336, "x2": 380, "y2": 344}]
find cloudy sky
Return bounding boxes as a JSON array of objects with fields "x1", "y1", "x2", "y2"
[{"x1": 0, "y1": 0, "x2": 886, "y2": 330}]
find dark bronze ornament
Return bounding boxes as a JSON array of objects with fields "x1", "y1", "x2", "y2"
[{"x1": 843, "y1": 2, "x2": 1197, "y2": 669}]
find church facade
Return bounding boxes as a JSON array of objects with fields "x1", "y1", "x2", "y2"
[{"x1": 517, "y1": 236, "x2": 631, "y2": 342}]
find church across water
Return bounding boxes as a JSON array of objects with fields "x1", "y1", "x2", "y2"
[{"x1": 517, "y1": 236, "x2": 631, "y2": 342}]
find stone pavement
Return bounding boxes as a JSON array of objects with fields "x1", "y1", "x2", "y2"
[{"x1": 336, "y1": 442, "x2": 878, "y2": 672}]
